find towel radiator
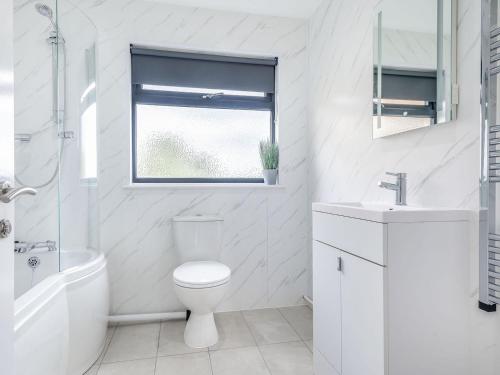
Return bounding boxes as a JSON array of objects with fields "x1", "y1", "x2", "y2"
[{"x1": 480, "y1": 0, "x2": 500, "y2": 311}]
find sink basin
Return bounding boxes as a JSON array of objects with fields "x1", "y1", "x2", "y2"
[{"x1": 312, "y1": 201, "x2": 470, "y2": 223}]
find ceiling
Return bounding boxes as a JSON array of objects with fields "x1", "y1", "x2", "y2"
[{"x1": 146, "y1": 0, "x2": 323, "y2": 19}]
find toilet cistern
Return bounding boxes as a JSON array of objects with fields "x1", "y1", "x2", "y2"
[{"x1": 378, "y1": 172, "x2": 407, "y2": 206}]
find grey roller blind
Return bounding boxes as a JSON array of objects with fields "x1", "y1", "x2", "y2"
[
  {"x1": 374, "y1": 68, "x2": 437, "y2": 102},
  {"x1": 131, "y1": 46, "x2": 277, "y2": 93}
]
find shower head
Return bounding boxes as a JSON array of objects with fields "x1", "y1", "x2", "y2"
[
  {"x1": 35, "y1": 3, "x2": 53, "y2": 19},
  {"x1": 34, "y1": 2, "x2": 63, "y2": 41}
]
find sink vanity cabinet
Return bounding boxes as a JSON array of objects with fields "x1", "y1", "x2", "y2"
[{"x1": 312, "y1": 203, "x2": 471, "y2": 375}]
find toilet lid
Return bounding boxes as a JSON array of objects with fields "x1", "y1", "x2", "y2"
[{"x1": 174, "y1": 261, "x2": 231, "y2": 289}]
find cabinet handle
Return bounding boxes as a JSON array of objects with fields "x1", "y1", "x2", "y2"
[{"x1": 337, "y1": 256, "x2": 342, "y2": 272}]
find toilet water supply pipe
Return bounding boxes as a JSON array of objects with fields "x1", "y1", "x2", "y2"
[{"x1": 108, "y1": 311, "x2": 187, "y2": 325}]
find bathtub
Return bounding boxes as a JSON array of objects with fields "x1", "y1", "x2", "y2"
[{"x1": 15, "y1": 249, "x2": 109, "y2": 375}]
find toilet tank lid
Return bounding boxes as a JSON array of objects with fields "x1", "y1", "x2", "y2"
[{"x1": 172, "y1": 215, "x2": 223, "y2": 222}]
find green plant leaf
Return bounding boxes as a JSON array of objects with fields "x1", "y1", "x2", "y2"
[{"x1": 259, "y1": 139, "x2": 279, "y2": 170}]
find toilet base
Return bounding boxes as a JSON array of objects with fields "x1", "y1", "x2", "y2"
[
  {"x1": 174, "y1": 278, "x2": 230, "y2": 349},
  {"x1": 184, "y1": 312, "x2": 218, "y2": 348}
]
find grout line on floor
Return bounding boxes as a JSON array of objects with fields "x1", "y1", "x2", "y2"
[
  {"x1": 207, "y1": 350, "x2": 215, "y2": 375},
  {"x1": 240, "y1": 310, "x2": 274, "y2": 375},
  {"x1": 305, "y1": 341, "x2": 313, "y2": 354},
  {"x1": 153, "y1": 322, "x2": 162, "y2": 374},
  {"x1": 208, "y1": 342, "x2": 256, "y2": 353},
  {"x1": 277, "y1": 308, "x2": 309, "y2": 343},
  {"x1": 156, "y1": 349, "x2": 208, "y2": 358},
  {"x1": 277, "y1": 307, "x2": 313, "y2": 344},
  {"x1": 275, "y1": 309, "x2": 314, "y2": 357},
  {"x1": 153, "y1": 356, "x2": 159, "y2": 375},
  {"x1": 93, "y1": 325, "x2": 118, "y2": 373},
  {"x1": 100, "y1": 356, "x2": 158, "y2": 365},
  {"x1": 240, "y1": 310, "x2": 258, "y2": 343}
]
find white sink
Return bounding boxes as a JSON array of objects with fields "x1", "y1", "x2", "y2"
[{"x1": 312, "y1": 201, "x2": 470, "y2": 223}]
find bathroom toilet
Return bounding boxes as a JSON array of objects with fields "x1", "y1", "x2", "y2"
[{"x1": 172, "y1": 215, "x2": 231, "y2": 348}]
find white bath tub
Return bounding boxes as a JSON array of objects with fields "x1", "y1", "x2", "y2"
[{"x1": 15, "y1": 249, "x2": 109, "y2": 375}]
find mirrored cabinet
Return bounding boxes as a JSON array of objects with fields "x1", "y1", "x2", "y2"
[{"x1": 373, "y1": 0, "x2": 458, "y2": 138}]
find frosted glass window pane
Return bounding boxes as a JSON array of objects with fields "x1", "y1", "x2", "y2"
[{"x1": 136, "y1": 105, "x2": 271, "y2": 179}]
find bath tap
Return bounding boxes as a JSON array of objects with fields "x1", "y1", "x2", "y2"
[
  {"x1": 15, "y1": 240, "x2": 57, "y2": 253},
  {"x1": 378, "y1": 172, "x2": 407, "y2": 206}
]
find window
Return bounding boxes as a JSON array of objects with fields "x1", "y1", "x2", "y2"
[
  {"x1": 80, "y1": 45, "x2": 97, "y2": 182},
  {"x1": 131, "y1": 46, "x2": 277, "y2": 183}
]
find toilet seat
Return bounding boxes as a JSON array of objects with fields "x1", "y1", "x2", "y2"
[{"x1": 174, "y1": 261, "x2": 231, "y2": 289}]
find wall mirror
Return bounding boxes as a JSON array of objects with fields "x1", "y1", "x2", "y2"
[{"x1": 373, "y1": 0, "x2": 457, "y2": 139}]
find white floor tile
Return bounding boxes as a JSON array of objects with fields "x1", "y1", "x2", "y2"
[
  {"x1": 103, "y1": 323, "x2": 160, "y2": 363},
  {"x1": 83, "y1": 364, "x2": 99, "y2": 375},
  {"x1": 155, "y1": 352, "x2": 212, "y2": 375},
  {"x1": 94, "y1": 309, "x2": 313, "y2": 375},
  {"x1": 304, "y1": 340, "x2": 313, "y2": 353},
  {"x1": 259, "y1": 341, "x2": 313, "y2": 375},
  {"x1": 242, "y1": 309, "x2": 300, "y2": 345},
  {"x1": 105, "y1": 326, "x2": 117, "y2": 344},
  {"x1": 158, "y1": 320, "x2": 207, "y2": 356},
  {"x1": 279, "y1": 306, "x2": 313, "y2": 340},
  {"x1": 210, "y1": 311, "x2": 256, "y2": 351},
  {"x1": 95, "y1": 326, "x2": 117, "y2": 363},
  {"x1": 210, "y1": 347, "x2": 271, "y2": 375},
  {"x1": 97, "y1": 358, "x2": 156, "y2": 375}
]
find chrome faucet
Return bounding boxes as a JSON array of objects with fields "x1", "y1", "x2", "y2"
[
  {"x1": 15, "y1": 240, "x2": 57, "y2": 253},
  {"x1": 378, "y1": 172, "x2": 407, "y2": 206}
]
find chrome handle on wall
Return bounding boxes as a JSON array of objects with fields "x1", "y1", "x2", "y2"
[
  {"x1": 0, "y1": 181, "x2": 37, "y2": 203},
  {"x1": 337, "y1": 257, "x2": 342, "y2": 272}
]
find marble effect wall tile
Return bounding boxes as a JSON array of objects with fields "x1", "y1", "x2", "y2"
[{"x1": 74, "y1": 0, "x2": 310, "y2": 314}]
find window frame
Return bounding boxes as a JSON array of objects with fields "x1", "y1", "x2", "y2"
[{"x1": 131, "y1": 51, "x2": 277, "y2": 184}]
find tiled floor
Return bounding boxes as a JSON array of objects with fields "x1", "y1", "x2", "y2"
[{"x1": 85, "y1": 306, "x2": 313, "y2": 375}]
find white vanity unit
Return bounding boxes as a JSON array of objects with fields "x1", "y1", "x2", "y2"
[{"x1": 312, "y1": 202, "x2": 471, "y2": 375}]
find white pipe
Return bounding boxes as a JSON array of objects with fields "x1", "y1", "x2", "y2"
[
  {"x1": 303, "y1": 295, "x2": 313, "y2": 310},
  {"x1": 108, "y1": 311, "x2": 186, "y2": 325}
]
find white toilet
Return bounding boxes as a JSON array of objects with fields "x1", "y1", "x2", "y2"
[{"x1": 172, "y1": 215, "x2": 231, "y2": 348}]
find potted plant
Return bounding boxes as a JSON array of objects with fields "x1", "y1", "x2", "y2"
[{"x1": 259, "y1": 139, "x2": 279, "y2": 185}]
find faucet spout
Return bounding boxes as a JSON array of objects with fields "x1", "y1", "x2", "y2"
[
  {"x1": 378, "y1": 172, "x2": 407, "y2": 206},
  {"x1": 377, "y1": 181, "x2": 397, "y2": 190}
]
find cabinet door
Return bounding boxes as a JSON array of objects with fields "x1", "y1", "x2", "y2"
[
  {"x1": 313, "y1": 241, "x2": 342, "y2": 375},
  {"x1": 341, "y1": 252, "x2": 385, "y2": 375}
]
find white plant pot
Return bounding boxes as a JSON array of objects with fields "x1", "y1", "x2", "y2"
[{"x1": 263, "y1": 169, "x2": 278, "y2": 185}]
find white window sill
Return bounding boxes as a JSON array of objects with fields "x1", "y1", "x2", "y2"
[{"x1": 124, "y1": 183, "x2": 286, "y2": 190}]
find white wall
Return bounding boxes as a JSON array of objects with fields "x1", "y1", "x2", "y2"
[
  {"x1": 308, "y1": 0, "x2": 500, "y2": 373},
  {"x1": 78, "y1": 0, "x2": 310, "y2": 314}
]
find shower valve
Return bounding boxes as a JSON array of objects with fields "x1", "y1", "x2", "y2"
[{"x1": 0, "y1": 219, "x2": 12, "y2": 239}]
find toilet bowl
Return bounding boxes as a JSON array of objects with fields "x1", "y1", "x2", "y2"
[
  {"x1": 172, "y1": 215, "x2": 231, "y2": 348},
  {"x1": 173, "y1": 261, "x2": 231, "y2": 348}
]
